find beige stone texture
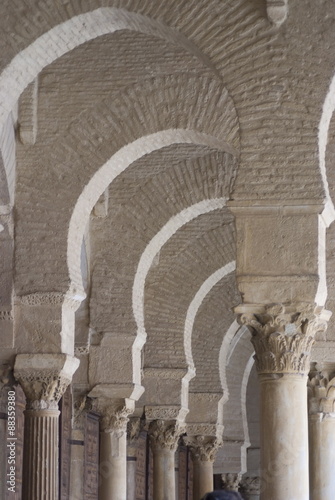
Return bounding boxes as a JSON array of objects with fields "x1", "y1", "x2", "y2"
[{"x1": 1, "y1": 0, "x2": 335, "y2": 498}]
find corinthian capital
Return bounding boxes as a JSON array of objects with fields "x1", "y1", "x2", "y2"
[
  {"x1": 184, "y1": 435, "x2": 222, "y2": 462},
  {"x1": 221, "y1": 473, "x2": 242, "y2": 492},
  {"x1": 93, "y1": 398, "x2": 134, "y2": 436},
  {"x1": 308, "y1": 365, "x2": 335, "y2": 415},
  {"x1": 149, "y1": 420, "x2": 185, "y2": 452},
  {"x1": 236, "y1": 303, "x2": 330, "y2": 375},
  {"x1": 14, "y1": 354, "x2": 79, "y2": 410}
]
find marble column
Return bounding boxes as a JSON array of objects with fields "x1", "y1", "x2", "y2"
[
  {"x1": 94, "y1": 398, "x2": 133, "y2": 500},
  {"x1": 308, "y1": 365, "x2": 335, "y2": 500},
  {"x1": 236, "y1": 303, "x2": 329, "y2": 500},
  {"x1": 221, "y1": 472, "x2": 242, "y2": 492},
  {"x1": 126, "y1": 417, "x2": 142, "y2": 500},
  {"x1": 14, "y1": 353, "x2": 79, "y2": 500},
  {"x1": 184, "y1": 435, "x2": 221, "y2": 500},
  {"x1": 148, "y1": 419, "x2": 184, "y2": 500}
]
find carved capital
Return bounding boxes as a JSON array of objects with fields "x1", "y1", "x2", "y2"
[
  {"x1": 221, "y1": 473, "x2": 242, "y2": 492},
  {"x1": 240, "y1": 476, "x2": 261, "y2": 495},
  {"x1": 93, "y1": 398, "x2": 134, "y2": 436},
  {"x1": 0, "y1": 365, "x2": 13, "y2": 392},
  {"x1": 308, "y1": 366, "x2": 335, "y2": 416},
  {"x1": 14, "y1": 354, "x2": 79, "y2": 410},
  {"x1": 236, "y1": 303, "x2": 330, "y2": 375},
  {"x1": 149, "y1": 419, "x2": 185, "y2": 452},
  {"x1": 184, "y1": 435, "x2": 222, "y2": 462},
  {"x1": 127, "y1": 417, "x2": 143, "y2": 443},
  {"x1": 72, "y1": 394, "x2": 91, "y2": 430}
]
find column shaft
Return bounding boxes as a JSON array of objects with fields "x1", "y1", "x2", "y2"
[
  {"x1": 259, "y1": 374, "x2": 309, "y2": 500},
  {"x1": 152, "y1": 447, "x2": 176, "y2": 500},
  {"x1": 192, "y1": 460, "x2": 213, "y2": 500},
  {"x1": 126, "y1": 458, "x2": 137, "y2": 500},
  {"x1": 23, "y1": 409, "x2": 60, "y2": 500},
  {"x1": 309, "y1": 414, "x2": 335, "y2": 499},
  {"x1": 69, "y1": 432, "x2": 85, "y2": 500},
  {"x1": 99, "y1": 430, "x2": 127, "y2": 500}
]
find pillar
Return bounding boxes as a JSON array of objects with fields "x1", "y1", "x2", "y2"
[
  {"x1": 236, "y1": 303, "x2": 329, "y2": 500},
  {"x1": 127, "y1": 417, "x2": 142, "y2": 500},
  {"x1": 69, "y1": 394, "x2": 87, "y2": 500},
  {"x1": 148, "y1": 419, "x2": 184, "y2": 500},
  {"x1": 308, "y1": 364, "x2": 335, "y2": 500},
  {"x1": 221, "y1": 473, "x2": 242, "y2": 492},
  {"x1": 184, "y1": 435, "x2": 221, "y2": 500},
  {"x1": 14, "y1": 353, "x2": 79, "y2": 500},
  {"x1": 94, "y1": 397, "x2": 134, "y2": 500}
]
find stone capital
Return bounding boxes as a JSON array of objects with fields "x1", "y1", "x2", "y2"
[
  {"x1": 240, "y1": 476, "x2": 261, "y2": 495},
  {"x1": 308, "y1": 365, "x2": 335, "y2": 416},
  {"x1": 14, "y1": 353, "x2": 79, "y2": 410},
  {"x1": 92, "y1": 397, "x2": 134, "y2": 436},
  {"x1": 184, "y1": 434, "x2": 222, "y2": 462},
  {"x1": 127, "y1": 417, "x2": 143, "y2": 443},
  {"x1": 221, "y1": 473, "x2": 242, "y2": 492},
  {"x1": 72, "y1": 393, "x2": 90, "y2": 430},
  {"x1": 148, "y1": 419, "x2": 185, "y2": 452},
  {"x1": 236, "y1": 303, "x2": 331, "y2": 375}
]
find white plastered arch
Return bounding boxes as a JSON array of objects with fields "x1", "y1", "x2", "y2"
[
  {"x1": 64, "y1": 130, "x2": 235, "y2": 359},
  {"x1": 216, "y1": 322, "x2": 255, "y2": 474},
  {"x1": 130, "y1": 197, "x2": 229, "y2": 387},
  {"x1": 183, "y1": 264, "x2": 236, "y2": 429}
]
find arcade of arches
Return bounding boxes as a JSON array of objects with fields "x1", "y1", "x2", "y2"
[{"x1": 1, "y1": 1, "x2": 335, "y2": 499}]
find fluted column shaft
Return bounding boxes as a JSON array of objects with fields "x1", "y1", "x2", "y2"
[
  {"x1": 237, "y1": 303, "x2": 329, "y2": 500},
  {"x1": 14, "y1": 354, "x2": 79, "y2": 500},
  {"x1": 23, "y1": 408, "x2": 60, "y2": 500},
  {"x1": 308, "y1": 367, "x2": 335, "y2": 500}
]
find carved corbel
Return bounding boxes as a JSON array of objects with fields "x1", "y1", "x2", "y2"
[{"x1": 14, "y1": 353, "x2": 79, "y2": 410}]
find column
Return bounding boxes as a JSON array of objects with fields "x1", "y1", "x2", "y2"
[
  {"x1": 148, "y1": 419, "x2": 184, "y2": 500},
  {"x1": 14, "y1": 353, "x2": 79, "y2": 500},
  {"x1": 184, "y1": 435, "x2": 221, "y2": 500},
  {"x1": 69, "y1": 394, "x2": 87, "y2": 500},
  {"x1": 221, "y1": 473, "x2": 242, "y2": 492},
  {"x1": 127, "y1": 418, "x2": 142, "y2": 500},
  {"x1": 236, "y1": 303, "x2": 329, "y2": 500},
  {"x1": 94, "y1": 398, "x2": 133, "y2": 500},
  {"x1": 308, "y1": 364, "x2": 335, "y2": 500}
]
